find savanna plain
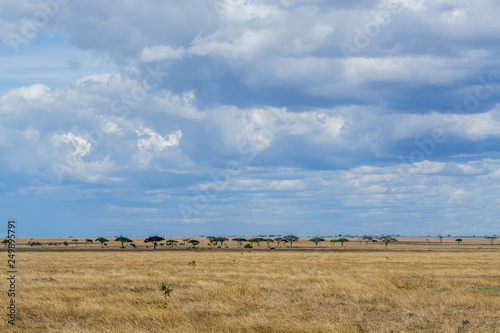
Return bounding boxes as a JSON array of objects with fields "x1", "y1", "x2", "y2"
[{"x1": 1, "y1": 238, "x2": 499, "y2": 332}]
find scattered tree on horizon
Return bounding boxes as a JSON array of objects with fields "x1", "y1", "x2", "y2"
[
  {"x1": 336, "y1": 238, "x2": 349, "y2": 246},
  {"x1": 455, "y1": 238, "x2": 462, "y2": 244},
  {"x1": 2, "y1": 239, "x2": 9, "y2": 247},
  {"x1": 438, "y1": 235, "x2": 444, "y2": 245},
  {"x1": 182, "y1": 238, "x2": 191, "y2": 245},
  {"x1": 206, "y1": 236, "x2": 217, "y2": 245},
  {"x1": 309, "y1": 237, "x2": 325, "y2": 246},
  {"x1": 217, "y1": 237, "x2": 229, "y2": 246},
  {"x1": 144, "y1": 236, "x2": 165, "y2": 250},
  {"x1": 263, "y1": 238, "x2": 274, "y2": 246},
  {"x1": 379, "y1": 236, "x2": 398, "y2": 247},
  {"x1": 232, "y1": 238, "x2": 247, "y2": 246},
  {"x1": 95, "y1": 237, "x2": 109, "y2": 247},
  {"x1": 283, "y1": 235, "x2": 299, "y2": 247},
  {"x1": 362, "y1": 236, "x2": 373, "y2": 244},
  {"x1": 165, "y1": 240, "x2": 179, "y2": 247},
  {"x1": 188, "y1": 239, "x2": 200, "y2": 248},
  {"x1": 274, "y1": 237, "x2": 284, "y2": 246},
  {"x1": 248, "y1": 238, "x2": 265, "y2": 246},
  {"x1": 485, "y1": 236, "x2": 497, "y2": 246},
  {"x1": 115, "y1": 236, "x2": 133, "y2": 247},
  {"x1": 85, "y1": 239, "x2": 93, "y2": 246},
  {"x1": 72, "y1": 239, "x2": 78, "y2": 246}
]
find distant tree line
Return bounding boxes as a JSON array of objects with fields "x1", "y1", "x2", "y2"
[{"x1": 2, "y1": 235, "x2": 498, "y2": 249}]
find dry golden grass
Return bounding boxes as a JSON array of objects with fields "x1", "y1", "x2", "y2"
[{"x1": 1, "y1": 243, "x2": 499, "y2": 333}]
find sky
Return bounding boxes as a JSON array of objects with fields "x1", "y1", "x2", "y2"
[{"x1": 1, "y1": 0, "x2": 499, "y2": 238}]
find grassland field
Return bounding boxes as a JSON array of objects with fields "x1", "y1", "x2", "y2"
[{"x1": 1, "y1": 237, "x2": 499, "y2": 332}]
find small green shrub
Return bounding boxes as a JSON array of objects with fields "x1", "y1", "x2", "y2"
[
  {"x1": 188, "y1": 260, "x2": 196, "y2": 267},
  {"x1": 244, "y1": 244, "x2": 252, "y2": 248},
  {"x1": 159, "y1": 283, "x2": 173, "y2": 303}
]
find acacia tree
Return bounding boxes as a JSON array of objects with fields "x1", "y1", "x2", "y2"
[
  {"x1": 188, "y1": 239, "x2": 200, "y2": 248},
  {"x1": 336, "y1": 238, "x2": 349, "y2": 246},
  {"x1": 284, "y1": 235, "x2": 299, "y2": 247},
  {"x1": 116, "y1": 236, "x2": 133, "y2": 247},
  {"x1": 264, "y1": 238, "x2": 274, "y2": 246},
  {"x1": 362, "y1": 236, "x2": 373, "y2": 244},
  {"x1": 216, "y1": 237, "x2": 229, "y2": 246},
  {"x1": 72, "y1": 239, "x2": 79, "y2": 246},
  {"x1": 248, "y1": 238, "x2": 265, "y2": 246},
  {"x1": 274, "y1": 237, "x2": 284, "y2": 246},
  {"x1": 455, "y1": 238, "x2": 462, "y2": 244},
  {"x1": 206, "y1": 236, "x2": 217, "y2": 246},
  {"x1": 232, "y1": 238, "x2": 247, "y2": 246},
  {"x1": 379, "y1": 236, "x2": 398, "y2": 247},
  {"x1": 85, "y1": 239, "x2": 93, "y2": 246},
  {"x1": 95, "y1": 238, "x2": 109, "y2": 247},
  {"x1": 165, "y1": 240, "x2": 178, "y2": 247},
  {"x1": 309, "y1": 237, "x2": 325, "y2": 246},
  {"x1": 2, "y1": 239, "x2": 9, "y2": 247},
  {"x1": 330, "y1": 239, "x2": 337, "y2": 246},
  {"x1": 182, "y1": 238, "x2": 191, "y2": 245},
  {"x1": 437, "y1": 235, "x2": 444, "y2": 245},
  {"x1": 485, "y1": 236, "x2": 497, "y2": 246},
  {"x1": 144, "y1": 236, "x2": 165, "y2": 250}
]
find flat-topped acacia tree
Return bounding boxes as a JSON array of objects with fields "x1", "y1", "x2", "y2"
[
  {"x1": 85, "y1": 239, "x2": 93, "y2": 246},
  {"x1": 379, "y1": 236, "x2": 398, "y2": 247},
  {"x1": 2, "y1": 239, "x2": 9, "y2": 247},
  {"x1": 206, "y1": 236, "x2": 216, "y2": 245},
  {"x1": 95, "y1": 238, "x2": 109, "y2": 247},
  {"x1": 283, "y1": 235, "x2": 299, "y2": 247},
  {"x1": 336, "y1": 238, "x2": 349, "y2": 246},
  {"x1": 264, "y1": 238, "x2": 274, "y2": 246},
  {"x1": 144, "y1": 236, "x2": 165, "y2": 250},
  {"x1": 165, "y1": 240, "x2": 178, "y2": 247},
  {"x1": 485, "y1": 236, "x2": 497, "y2": 246},
  {"x1": 115, "y1": 236, "x2": 133, "y2": 247},
  {"x1": 309, "y1": 237, "x2": 325, "y2": 246},
  {"x1": 248, "y1": 238, "x2": 264, "y2": 246},
  {"x1": 216, "y1": 237, "x2": 229, "y2": 246},
  {"x1": 274, "y1": 237, "x2": 284, "y2": 246},
  {"x1": 188, "y1": 239, "x2": 200, "y2": 248},
  {"x1": 232, "y1": 238, "x2": 247, "y2": 246},
  {"x1": 362, "y1": 236, "x2": 373, "y2": 244}
]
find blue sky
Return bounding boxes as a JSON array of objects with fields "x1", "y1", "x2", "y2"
[{"x1": 1, "y1": 0, "x2": 499, "y2": 238}]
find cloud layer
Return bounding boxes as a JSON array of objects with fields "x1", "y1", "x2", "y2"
[{"x1": 1, "y1": 0, "x2": 499, "y2": 236}]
